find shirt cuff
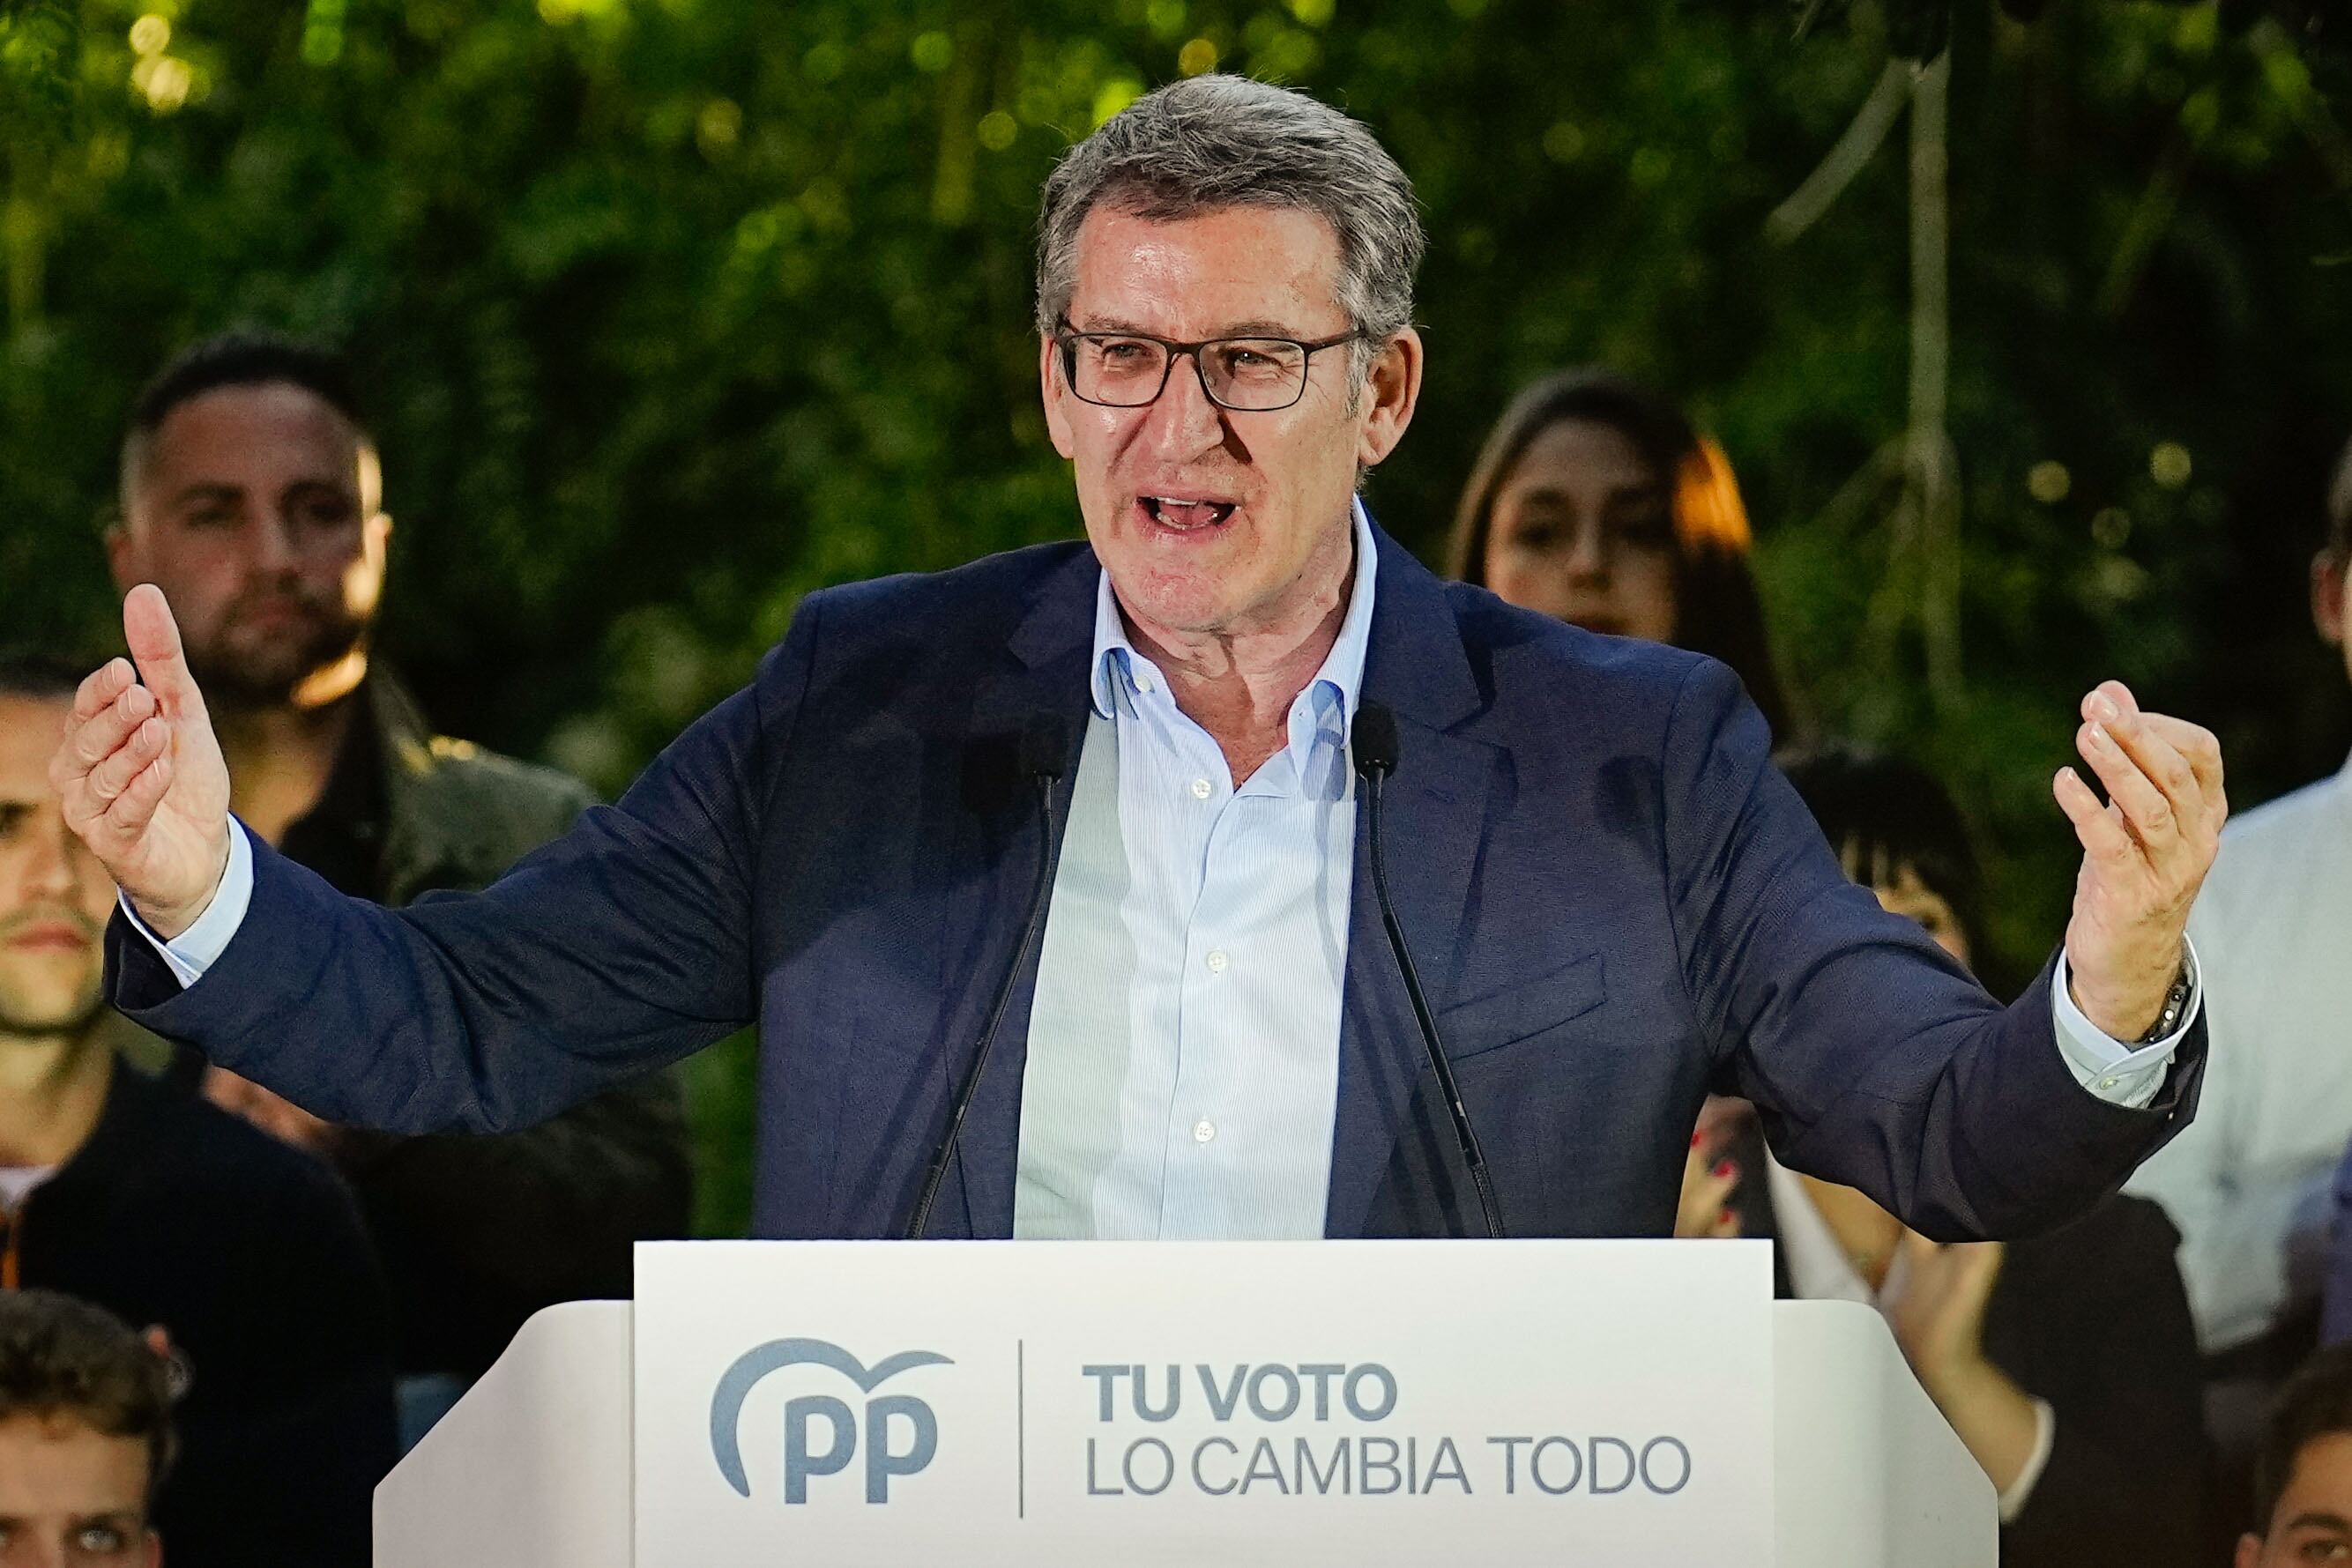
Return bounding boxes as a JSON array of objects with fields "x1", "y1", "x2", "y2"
[
  {"x1": 117, "y1": 820, "x2": 255, "y2": 990},
  {"x1": 2048, "y1": 940, "x2": 2200, "y2": 1111},
  {"x1": 1997, "y1": 1398, "x2": 2057, "y2": 1524}
]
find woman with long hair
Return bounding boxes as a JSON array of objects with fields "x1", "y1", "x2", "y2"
[{"x1": 1447, "y1": 368, "x2": 1795, "y2": 740}]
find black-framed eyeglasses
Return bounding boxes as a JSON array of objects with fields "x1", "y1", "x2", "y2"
[{"x1": 1053, "y1": 319, "x2": 1369, "y2": 412}]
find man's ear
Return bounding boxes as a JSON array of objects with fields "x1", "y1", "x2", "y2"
[
  {"x1": 104, "y1": 518, "x2": 135, "y2": 591},
  {"x1": 1354, "y1": 327, "x2": 1423, "y2": 472},
  {"x1": 2315, "y1": 548, "x2": 2348, "y2": 647},
  {"x1": 1039, "y1": 336, "x2": 1077, "y2": 461},
  {"x1": 2234, "y1": 1527, "x2": 2265, "y2": 1568}
]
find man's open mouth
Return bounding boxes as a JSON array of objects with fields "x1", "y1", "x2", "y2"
[{"x1": 1139, "y1": 495, "x2": 1239, "y2": 531}]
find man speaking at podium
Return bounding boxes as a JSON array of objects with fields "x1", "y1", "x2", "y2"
[{"x1": 55, "y1": 77, "x2": 2221, "y2": 1245}]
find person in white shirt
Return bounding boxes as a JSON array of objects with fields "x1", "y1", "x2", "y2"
[{"x1": 2125, "y1": 457, "x2": 2352, "y2": 1364}]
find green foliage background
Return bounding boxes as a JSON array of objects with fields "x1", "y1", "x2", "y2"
[{"x1": 5, "y1": 0, "x2": 2349, "y2": 1231}]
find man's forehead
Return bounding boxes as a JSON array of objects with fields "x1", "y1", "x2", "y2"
[
  {"x1": 140, "y1": 381, "x2": 369, "y2": 487},
  {"x1": 0, "y1": 697, "x2": 71, "y2": 795},
  {"x1": 2275, "y1": 1431, "x2": 2352, "y2": 1529},
  {"x1": 0, "y1": 1416, "x2": 149, "y2": 1512},
  {"x1": 1066, "y1": 203, "x2": 1348, "y2": 336}
]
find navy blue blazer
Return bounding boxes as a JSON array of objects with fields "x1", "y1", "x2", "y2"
[{"x1": 110, "y1": 525, "x2": 2205, "y2": 1240}]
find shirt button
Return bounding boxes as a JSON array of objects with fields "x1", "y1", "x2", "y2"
[
  {"x1": 1134, "y1": 673, "x2": 1154, "y2": 694},
  {"x1": 1190, "y1": 777, "x2": 1212, "y2": 800},
  {"x1": 2100, "y1": 1078, "x2": 2118, "y2": 1089},
  {"x1": 1205, "y1": 949, "x2": 1229, "y2": 975},
  {"x1": 1194, "y1": 1119, "x2": 1217, "y2": 1144}
]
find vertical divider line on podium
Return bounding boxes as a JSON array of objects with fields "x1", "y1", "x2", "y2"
[{"x1": 1017, "y1": 1338, "x2": 1027, "y2": 1520}]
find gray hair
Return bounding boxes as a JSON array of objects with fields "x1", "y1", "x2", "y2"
[{"x1": 1033, "y1": 76, "x2": 1425, "y2": 368}]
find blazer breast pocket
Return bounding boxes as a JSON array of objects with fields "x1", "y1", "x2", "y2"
[{"x1": 1437, "y1": 950, "x2": 1608, "y2": 1064}]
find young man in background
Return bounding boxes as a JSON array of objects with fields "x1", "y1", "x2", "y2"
[
  {"x1": 0, "y1": 654, "x2": 396, "y2": 1564},
  {"x1": 0, "y1": 1289, "x2": 180, "y2": 1568}
]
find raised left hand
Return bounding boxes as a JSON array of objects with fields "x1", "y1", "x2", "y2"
[{"x1": 2053, "y1": 680, "x2": 2226, "y2": 1041}]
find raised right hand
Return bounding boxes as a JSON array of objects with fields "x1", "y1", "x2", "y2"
[{"x1": 49, "y1": 585, "x2": 234, "y2": 940}]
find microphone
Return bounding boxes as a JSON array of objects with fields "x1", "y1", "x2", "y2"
[
  {"x1": 1351, "y1": 702, "x2": 1507, "y2": 1239},
  {"x1": 904, "y1": 713, "x2": 1070, "y2": 1239}
]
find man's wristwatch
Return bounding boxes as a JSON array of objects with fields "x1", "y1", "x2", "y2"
[{"x1": 2135, "y1": 946, "x2": 2195, "y2": 1045}]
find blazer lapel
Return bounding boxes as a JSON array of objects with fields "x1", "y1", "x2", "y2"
[
  {"x1": 1325, "y1": 527, "x2": 1501, "y2": 1237},
  {"x1": 932, "y1": 553, "x2": 1097, "y2": 1239}
]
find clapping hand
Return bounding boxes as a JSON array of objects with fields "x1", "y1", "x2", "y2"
[
  {"x1": 1674, "y1": 1133, "x2": 1743, "y2": 1239},
  {"x1": 1883, "y1": 1231, "x2": 2005, "y2": 1390},
  {"x1": 1880, "y1": 1231, "x2": 2049, "y2": 1497},
  {"x1": 1672, "y1": 1099, "x2": 1753, "y2": 1239}
]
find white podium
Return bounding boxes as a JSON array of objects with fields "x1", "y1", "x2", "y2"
[{"x1": 377, "y1": 1293, "x2": 1992, "y2": 1566}]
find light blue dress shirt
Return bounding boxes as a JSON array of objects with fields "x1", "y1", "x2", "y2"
[
  {"x1": 131, "y1": 500, "x2": 2199, "y2": 1243},
  {"x1": 1011, "y1": 502, "x2": 1380, "y2": 1240}
]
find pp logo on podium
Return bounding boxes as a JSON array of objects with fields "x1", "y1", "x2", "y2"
[{"x1": 709, "y1": 1339, "x2": 954, "y2": 1504}]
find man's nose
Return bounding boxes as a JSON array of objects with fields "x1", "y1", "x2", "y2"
[
  {"x1": 21, "y1": 816, "x2": 92, "y2": 900},
  {"x1": 248, "y1": 510, "x2": 303, "y2": 575},
  {"x1": 1135, "y1": 350, "x2": 1229, "y2": 457},
  {"x1": 1564, "y1": 518, "x2": 1611, "y2": 582}
]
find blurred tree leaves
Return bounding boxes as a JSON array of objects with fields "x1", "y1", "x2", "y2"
[
  {"x1": 4, "y1": 0, "x2": 2349, "y2": 1228},
  {"x1": 1, "y1": 3, "x2": 79, "y2": 148}
]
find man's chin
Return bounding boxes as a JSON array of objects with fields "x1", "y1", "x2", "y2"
[
  {"x1": 1113, "y1": 577, "x2": 1250, "y2": 642},
  {"x1": 0, "y1": 992, "x2": 107, "y2": 1040},
  {"x1": 189, "y1": 638, "x2": 362, "y2": 709}
]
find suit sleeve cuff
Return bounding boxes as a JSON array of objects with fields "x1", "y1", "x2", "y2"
[
  {"x1": 116, "y1": 820, "x2": 254, "y2": 989},
  {"x1": 2049, "y1": 939, "x2": 2202, "y2": 1111},
  {"x1": 1996, "y1": 1398, "x2": 2057, "y2": 1524}
]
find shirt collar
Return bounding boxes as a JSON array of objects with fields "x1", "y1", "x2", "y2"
[{"x1": 1090, "y1": 498, "x2": 1380, "y2": 723}]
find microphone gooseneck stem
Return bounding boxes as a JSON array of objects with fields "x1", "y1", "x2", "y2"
[
  {"x1": 904, "y1": 768, "x2": 1062, "y2": 1240},
  {"x1": 1362, "y1": 763, "x2": 1507, "y2": 1240}
]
